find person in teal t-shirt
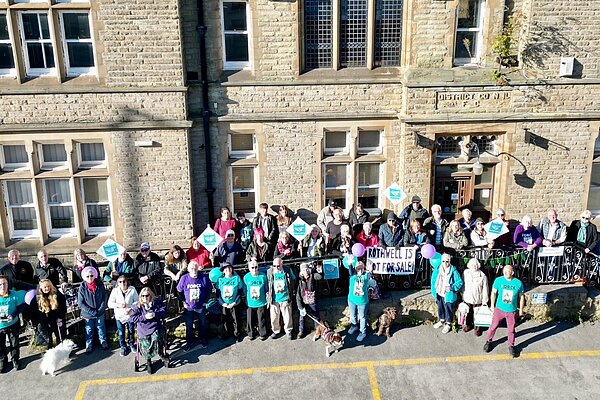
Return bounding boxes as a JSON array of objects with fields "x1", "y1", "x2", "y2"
[
  {"x1": 345, "y1": 259, "x2": 370, "y2": 342},
  {"x1": 484, "y1": 265, "x2": 525, "y2": 358},
  {"x1": 267, "y1": 257, "x2": 296, "y2": 339},
  {"x1": 216, "y1": 263, "x2": 244, "y2": 340},
  {"x1": 243, "y1": 260, "x2": 268, "y2": 340},
  {"x1": 0, "y1": 275, "x2": 27, "y2": 372}
]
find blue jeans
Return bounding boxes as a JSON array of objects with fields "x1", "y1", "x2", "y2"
[
  {"x1": 436, "y1": 295, "x2": 455, "y2": 323},
  {"x1": 84, "y1": 315, "x2": 107, "y2": 350},
  {"x1": 116, "y1": 320, "x2": 135, "y2": 350},
  {"x1": 183, "y1": 308, "x2": 207, "y2": 345},
  {"x1": 348, "y1": 300, "x2": 369, "y2": 335}
]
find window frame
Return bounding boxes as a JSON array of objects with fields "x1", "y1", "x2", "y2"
[
  {"x1": 2, "y1": 179, "x2": 39, "y2": 239},
  {"x1": 453, "y1": 0, "x2": 486, "y2": 66},
  {"x1": 77, "y1": 141, "x2": 106, "y2": 169},
  {"x1": 357, "y1": 129, "x2": 383, "y2": 155},
  {"x1": 80, "y1": 177, "x2": 113, "y2": 235},
  {"x1": 356, "y1": 161, "x2": 382, "y2": 211},
  {"x1": 323, "y1": 162, "x2": 349, "y2": 209},
  {"x1": 0, "y1": 11, "x2": 17, "y2": 77},
  {"x1": 220, "y1": 0, "x2": 252, "y2": 71},
  {"x1": 229, "y1": 165, "x2": 257, "y2": 218},
  {"x1": 587, "y1": 134, "x2": 600, "y2": 215},
  {"x1": 18, "y1": 11, "x2": 57, "y2": 76},
  {"x1": 228, "y1": 132, "x2": 255, "y2": 159},
  {"x1": 42, "y1": 178, "x2": 77, "y2": 237},
  {"x1": 58, "y1": 10, "x2": 96, "y2": 76},
  {"x1": 323, "y1": 130, "x2": 350, "y2": 156},
  {"x1": 0, "y1": 143, "x2": 29, "y2": 172},
  {"x1": 38, "y1": 142, "x2": 69, "y2": 171}
]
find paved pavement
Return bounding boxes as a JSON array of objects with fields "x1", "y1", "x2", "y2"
[{"x1": 2, "y1": 320, "x2": 600, "y2": 399}]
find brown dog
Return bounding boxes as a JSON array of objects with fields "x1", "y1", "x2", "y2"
[
  {"x1": 376, "y1": 307, "x2": 398, "y2": 337},
  {"x1": 313, "y1": 320, "x2": 344, "y2": 357}
]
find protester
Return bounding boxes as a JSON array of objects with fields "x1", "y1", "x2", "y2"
[
  {"x1": 135, "y1": 242, "x2": 163, "y2": 295},
  {"x1": 378, "y1": 212, "x2": 403, "y2": 248},
  {"x1": 538, "y1": 209, "x2": 567, "y2": 247},
  {"x1": 214, "y1": 207, "x2": 238, "y2": 239},
  {"x1": 34, "y1": 249, "x2": 68, "y2": 289},
  {"x1": 274, "y1": 232, "x2": 297, "y2": 260},
  {"x1": 513, "y1": 215, "x2": 543, "y2": 251},
  {"x1": 317, "y1": 200, "x2": 337, "y2": 236},
  {"x1": 424, "y1": 205, "x2": 448, "y2": 248},
  {"x1": 0, "y1": 275, "x2": 27, "y2": 372},
  {"x1": 300, "y1": 225, "x2": 326, "y2": 257},
  {"x1": 186, "y1": 237, "x2": 212, "y2": 268},
  {"x1": 461, "y1": 259, "x2": 489, "y2": 335},
  {"x1": 216, "y1": 263, "x2": 244, "y2": 341},
  {"x1": 77, "y1": 266, "x2": 109, "y2": 353},
  {"x1": 443, "y1": 220, "x2": 469, "y2": 252},
  {"x1": 470, "y1": 218, "x2": 493, "y2": 248},
  {"x1": 108, "y1": 275, "x2": 139, "y2": 356},
  {"x1": 252, "y1": 203, "x2": 278, "y2": 246},
  {"x1": 296, "y1": 262, "x2": 323, "y2": 338},
  {"x1": 103, "y1": 248, "x2": 135, "y2": 285},
  {"x1": 1, "y1": 249, "x2": 37, "y2": 290},
  {"x1": 246, "y1": 227, "x2": 274, "y2": 263},
  {"x1": 276, "y1": 205, "x2": 292, "y2": 234},
  {"x1": 399, "y1": 195, "x2": 430, "y2": 230},
  {"x1": 177, "y1": 261, "x2": 212, "y2": 351},
  {"x1": 431, "y1": 253, "x2": 463, "y2": 334},
  {"x1": 493, "y1": 208, "x2": 512, "y2": 248},
  {"x1": 346, "y1": 261, "x2": 370, "y2": 342},
  {"x1": 72, "y1": 248, "x2": 99, "y2": 284},
  {"x1": 484, "y1": 265, "x2": 525, "y2": 357},
  {"x1": 566, "y1": 210, "x2": 599, "y2": 254},
  {"x1": 215, "y1": 230, "x2": 245, "y2": 266},
  {"x1": 330, "y1": 224, "x2": 355, "y2": 257},
  {"x1": 356, "y1": 222, "x2": 379, "y2": 248},
  {"x1": 458, "y1": 209, "x2": 476, "y2": 241},
  {"x1": 33, "y1": 279, "x2": 67, "y2": 350},
  {"x1": 236, "y1": 212, "x2": 253, "y2": 251},
  {"x1": 163, "y1": 245, "x2": 188, "y2": 283},
  {"x1": 326, "y1": 208, "x2": 348, "y2": 246},
  {"x1": 267, "y1": 257, "x2": 296, "y2": 340},
  {"x1": 348, "y1": 203, "x2": 370, "y2": 236},
  {"x1": 403, "y1": 220, "x2": 430, "y2": 248},
  {"x1": 244, "y1": 260, "x2": 269, "y2": 340}
]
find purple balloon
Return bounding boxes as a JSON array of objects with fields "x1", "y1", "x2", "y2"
[
  {"x1": 25, "y1": 289, "x2": 36, "y2": 305},
  {"x1": 352, "y1": 243, "x2": 366, "y2": 257},
  {"x1": 421, "y1": 244, "x2": 436, "y2": 259}
]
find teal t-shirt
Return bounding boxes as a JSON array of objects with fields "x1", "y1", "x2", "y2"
[
  {"x1": 348, "y1": 274, "x2": 369, "y2": 306},
  {"x1": 493, "y1": 276, "x2": 524, "y2": 313},
  {"x1": 217, "y1": 275, "x2": 244, "y2": 305},
  {"x1": 244, "y1": 273, "x2": 268, "y2": 308},
  {"x1": 0, "y1": 290, "x2": 26, "y2": 329},
  {"x1": 273, "y1": 272, "x2": 289, "y2": 303}
]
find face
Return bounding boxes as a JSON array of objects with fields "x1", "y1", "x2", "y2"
[
  {"x1": 355, "y1": 205, "x2": 363, "y2": 214},
  {"x1": 388, "y1": 219, "x2": 396, "y2": 227},
  {"x1": 341, "y1": 225, "x2": 350, "y2": 236},
  {"x1": 83, "y1": 271, "x2": 95, "y2": 283},
  {"x1": 412, "y1": 201, "x2": 420, "y2": 210},
  {"x1": 522, "y1": 218, "x2": 532, "y2": 228},
  {"x1": 140, "y1": 291, "x2": 152, "y2": 304},
  {"x1": 364, "y1": 225, "x2": 372, "y2": 235},
  {"x1": 259, "y1": 207, "x2": 268, "y2": 217},
  {"x1": 8, "y1": 252, "x2": 19, "y2": 264},
  {"x1": 452, "y1": 222, "x2": 459, "y2": 232},
  {"x1": 497, "y1": 211, "x2": 506, "y2": 220},
  {"x1": 300, "y1": 268, "x2": 310, "y2": 279},
  {"x1": 38, "y1": 252, "x2": 48, "y2": 264},
  {"x1": 311, "y1": 227, "x2": 320, "y2": 238},
  {"x1": 40, "y1": 283, "x2": 52, "y2": 294},
  {"x1": 255, "y1": 232, "x2": 264, "y2": 242},
  {"x1": 249, "y1": 264, "x2": 259, "y2": 276},
  {"x1": 141, "y1": 248, "x2": 150, "y2": 256},
  {"x1": 226, "y1": 232, "x2": 235, "y2": 243},
  {"x1": 412, "y1": 223, "x2": 421, "y2": 233},
  {"x1": 503, "y1": 266, "x2": 514, "y2": 279},
  {"x1": 432, "y1": 208, "x2": 442, "y2": 219},
  {"x1": 334, "y1": 210, "x2": 343, "y2": 221},
  {"x1": 222, "y1": 209, "x2": 231, "y2": 219},
  {"x1": 469, "y1": 262, "x2": 480, "y2": 271},
  {"x1": 193, "y1": 241, "x2": 201, "y2": 250},
  {"x1": 76, "y1": 252, "x2": 86, "y2": 262},
  {"x1": 117, "y1": 278, "x2": 129, "y2": 290},
  {"x1": 238, "y1": 215, "x2": 246, "y2": 223},
  {"x1": 273, "y1": 260, "x2": 283, "y2": 271},
  {"x1": 581, "y1": 214, "x2": 591, "y2": 224},
  {"x1": 172, "y1": 249, "x2": 181, "y2": 259},
  {"x1": 281, "y1": 235, "x2": 289, "y2": 244},
  {"x1": 548, "y1": 211, "x2": 557, "y2": 223},
  {"x1": 119, "y1": 251, "x2": 127, "y2": 261},
  {"x1": 356, "y1": 266, "x2": 365, "y2": 276},
  {"x1": 441, "y1": 257, "x2": 451, "y2": 267},
  {"x1": 0, "y1": 279, "x2": 8, "y2": 295},
  {"x1": 476, "y1": 221, "x2": 484, "y2": 230},
  {"x1": 188, "y1": 263, "x2": 199, "y2": 276},
  {"x1": 224, "y1": 266, "x2": 233, "y2": 278}
]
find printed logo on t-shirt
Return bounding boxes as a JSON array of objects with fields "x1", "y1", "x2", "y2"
[
  {"x1": 222, "y1": 285, "x2": 234, "y2": 300},
  {"x1": 353, "y1": 278, "x2": 364, "y2": 297},
  {"x1": 274, "y1": 279, "x2": 286, "y2": 294},
  {"x1": 523, "y1": 233, "x2": 533, "y2": 244},
  {"x1": 0, "y1": 305, "x2": 8, "y2": 319},
  {"x1": 250, "y1": 285, "x2": 261, "y2": 300},
  {"x1": 502, "y1": 289, "x2": 514, "y2": 305}
]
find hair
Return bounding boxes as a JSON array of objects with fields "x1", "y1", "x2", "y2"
[
  {"x1": 254, "y1": 227, "x2": 265, "y2": 239},
  {"x1": 431, "y1": 204, "x2": 442, "y2": 213},
  {"x1": 547, "y1": 208, "x2": 558, "y2": 216},
  {"x1": 236, "y1": 211, "x2": 246, "y2": 218},
  {"x1": 165, "y1": 244, "x2": 186, "y2": 265},
  {"x1": 410, "y1": 219, "x2": 422, "y2": 233},
  {"x1": 277, "y1": 205, "x2": 291, "y2": 226},
  {"x1": 37, "y1": 279, "x2": 59, "y2": 314},
  {"x1": 461, "y1": 209, "x2": 472, "y2": 218},
  {"x1": 581, "y1": 210, "x2": 592, "y2": 219},
  {"x1": 138, "y1": 287, "x2": 156, "y2": 307},
  {"x1": 117, "y1": 275, "x2": 129, "y2": 284},
  {"x1": 278, "y1": 231, "x2": 290, "y2": 242},
  {"x1": 190, "y1": 236, "x2": 199, "y2": 247},
  {"x1": 496, "y1": 208, "x2": 506, "y2": 216},
  {"x1": 447, "y1": 220, "x2": 463, "y2": 234},
  {"x1": 220, "y1": 207, "x2": 232, "y2": 219},
  {"x1": 37, "y1": 248, "x2": 48, "y2": 258},
  {"x1": 7, "y1": 249, "x2": 20, "y2": 258},
  {"x1": 363, "y1": 221, "x2": 372, "y2": 230},
  {"x1": 73, "y1": 248, "x2": 87, "y2": 264},
  {"x1": 441, "y1": 253, "x2": 451, "y2": 262},
  {"x1": 355, "y1": 261, "x2": 365, "y2": 270},
  {"x1": 521, "y1": 215, "x2": 532, "y2": 225},
  {"x1": 333, "y1": 207, "x2": 344, "y2": 218},
  {"x1": 273, "y1": 256, "x2": 283, "y2": 266},
  {"x1": 467, "y1": 258, "x2": 481, "y2": 270},
  {"x1": 259, "y1": 203, "x2": 269, "y2": 210},
  {"x1": 247, "y1": 259, "x2": 258, "y2": 269}
]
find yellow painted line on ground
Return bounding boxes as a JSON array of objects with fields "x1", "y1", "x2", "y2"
[
  {"x1": 74, "y1": 349, "x2": 600, "y2": 400},
  {"x1": 367, "y1": 365, "x2": 382, "y2": 400}
]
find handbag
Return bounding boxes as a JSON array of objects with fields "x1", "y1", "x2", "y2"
[{"x1": 474, "y1": 306, "x2": 493, "y2": 327}]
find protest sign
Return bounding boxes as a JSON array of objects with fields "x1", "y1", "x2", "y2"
[
  {"x1": 96, "y1": 238, "x2": 126, "y2": 262},
  {"x1": 383, "y1": 183, "x2": 407, "y2": 206},
  {"x1": 484, "y1": 218, "x2": 509, "y2": 240},
  {"x1": 286, "y1": 217, "x2": 311, "y2": 241},
  {"x1": 538, "y1": 246, "x2": 565, "y2": 257},
  {"x1": 322, "y1": 258, "x2": 340, "y2": 279},
  {"x1": 197, "y1": 226, "x2": 224, "y2": 252},
  {"x1": 366, "y1": 246, "x2": 417, "y2": 275}
]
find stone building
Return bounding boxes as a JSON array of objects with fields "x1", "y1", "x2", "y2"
[{"x1": 1, "y1": 0, "x2": 600, "y2": 259}]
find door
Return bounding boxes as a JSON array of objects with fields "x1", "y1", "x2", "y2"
[{"x1": 434, "y1": 175, "x2": 472, "y2": 221}]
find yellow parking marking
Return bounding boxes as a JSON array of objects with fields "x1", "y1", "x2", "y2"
[{"x1": 74, "y1": 349, "x2": 600, "y2": 400}]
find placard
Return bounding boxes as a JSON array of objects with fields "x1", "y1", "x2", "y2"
[
  {"x1": 530, "y1": 293, "x2": 547, "y2": 304},
  {"x1": 286, "y1": 217, "x2": 312, "y2": 241},
  {"x1": 322, "y1": 258, "x2": 340, "y2": 280},
  {"x1": 197, "y1": 226, "x2": 224, "y2": 252},
  {"x1": 484, "y1": 218, "x2": 509, "y2": 240},
  {"x1": 538, "y1": 246, "x2": 565, "y2": 257},
  {"x1": 96, "y1": 238, "x2": 126, "y2": 262},
  {"x1": 366, "y1": 246, "x2": 417, "y2": 275},
  {"x1": 383, "y1": 183, "x2": 407, "y2": 206}
]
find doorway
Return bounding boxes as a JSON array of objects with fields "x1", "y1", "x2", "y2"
[{"x1": 434, "y1": 165, "x2": 493, "y2": 221}]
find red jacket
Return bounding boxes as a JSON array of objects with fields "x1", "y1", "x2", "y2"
[
  {"x1": 356, "y1": 231, "x2": 380, "y2": 248},
  {"x1": 186, "y1": 246, "x2": 212, "y2": 267}
]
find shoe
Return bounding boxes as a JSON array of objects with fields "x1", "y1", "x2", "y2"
[
  {"x1": 287, "y1": 332, "x2": 294, "y2": 340},
  {"x1": 120, "y1": 348, "x2": 127, "y2": 357},
  {"x1": 462, "y1": 325, "x2": 472, "y2": 333},
  {"x1": 101, "y1": 342, "x2": 109, "y2": 350},
  {"x1": 200, "y1": 342, "x2": 208, "y2": 349},
  {"x1": 442, "y1": 324, "x2": 451, "y2": 334},
  {"x1": 356, "y1": 332, "x2": 366, "y2": 342},
  {"x1": 161, "y1": 356, "x2": 171, "y2": 368},
  {"x1": 130, "y1": 344, "x2": 137, "y2": 354},
  {"x1": 509, "y1": 346, "x2": 517, "y2": 358},
  {"x1": 270, "y1": 332, "x2": 279, "y2": 339},
  {"x1": 247, "y1": 334, "x2": 256, "y2": 341},
  {"x1": 483, "y1": 341, "x2": 492, "y2": 353},
  {"x1": 146, "y1": 359, "x2": 153, "y2": 375},
  {"x1": 298, "y1": 330, "x2": 305, "y2": 339},
  {"x1": 183, "y1": 344, "x2": 193, "y2": 352},
  {"x1": 0, "y1": 358, "x2": 6, "y2": 374},
  {"x1": 474, "y1": 327, "x2": 482, "y2": 337},
  {"x1": 348, "y1": 325, "x2": 358, "y2": 334},
  {"x1": 236, "y1": 334, "x2": 244, "y2": 343},
  {"x1": 85, "y1": 347, "x2": 93, "y2": 354},
  {"x1": 12, "y1": 360, "x2": 20, "y2": 371},
  {"x1": 259, "y1": 336, "x2": 268, "y2": 341},
  {"x1": 433, "y1": 320, "x2": 445, "y2": 329}
]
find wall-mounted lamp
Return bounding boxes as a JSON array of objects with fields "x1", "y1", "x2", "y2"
[
  {"x1": 524, "y1": 128, "x2": 569, "y2": 151},
  {"x1": 465, "y1": 142, "x2": 484, "y2": 176}
]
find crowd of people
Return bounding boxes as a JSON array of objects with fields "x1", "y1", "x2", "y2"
[{"x1": 0, "y1": 199, "x2": 597, "y2": 373}]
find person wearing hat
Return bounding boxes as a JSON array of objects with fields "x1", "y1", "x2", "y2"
[
  {"x1": 77, "y1": 266, "x2": 109, "y2": 353},
  {"x1": 471, "y1": 217, "x2": 494, "y2": 249},
  {"x1": 296, "y1": 262, "x2": 323, "y2": 338},
  {"x1": 399, "y1": 195, "x2": 430, "y2": 230},
  {"x1": 216, "y1": 262, "x2": 244, "y2": 340},
  {"x1": 214, "y1": 229, "x2": 245, "y2": 267},
  {"x1": 317, "y1": 200, "x2": 338, "y2": 235},
  {"x1": 378, "y1": 212, "x2": 404, "y2": 248},
  {"x1": 134, "y1": 242, "x2": 162, "y2": 295}
]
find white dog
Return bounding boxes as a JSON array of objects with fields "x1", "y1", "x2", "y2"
[{"x1": 40, "y1": 339, "x2": 77, "y2": 376}]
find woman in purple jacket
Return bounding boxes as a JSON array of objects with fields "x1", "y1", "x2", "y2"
[
  {"x1": 513, "y1": 215, "x2": 543, "y2": 252},
  {"x1": 130, "y1": 287, "x2": 170, "y2": 374}
]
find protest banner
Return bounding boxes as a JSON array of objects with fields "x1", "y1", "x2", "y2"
[
  {"x1": 96, "y1": 238, "x2": 126, "y2": 262},
  {"x1": 197, "y1": 226, "x2": 224, "y2": 252},
  {"x1": 366, "y1": 246, "x2": 417, "y2": 275},
  {"x1": 383, "y1": 182, "x2": 407, "y2": 206},
  {"x1": 484, "y1": 218, "x2": 509, "y2": 240},
  {"x1": 286, "y1": 217, "x2": 311, "y2": 241},
  {"x1": 323, "y1": 258, "x2": 340, "y2": 279}
]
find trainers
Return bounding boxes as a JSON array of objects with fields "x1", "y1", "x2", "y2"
[
  {"x1": 101, "y1": 342, "x2": 109, "y2": 351},
  {"x1": 259, "y1": 335, "x2": 268, "y2": 341},
  {"x1": 12, "y1": 360, "x2": 20, "y2": 371},
  {"x1": 130, "y1": 344, "x2": 137, "y2": 354},
  {"x1": 287, "y1": 332, "x2": 294, "y2": 340},
  {"x1": 474, "y1": 327, "x2": 482, "y2": 337},
  {"x1": 298, "y1": 330, "x2": 305, "y2": 339},
  {"x1": 247, "y1": 334, "x2": 256, "y2": 341},
  {"x1": 442, "y1": 324, "x2": 451, "y2": 334},
  {"x1": 509, "y1": 346, "x2": 517, "y2": 358},
  {"x1": 356, "y1": 333, "x2": 366, "y2": 342},
  {"x1": 85, "y1": 347, "x2": 93, "y2": 354},
  {"x1": 120, "y1": 348, "x2": 127, "y2": 357},
  {"x1": 348, "y1": 325, "x2": 358, "y2": 334},
  {"x1": 483, "y1": 341, "x2": 492, "y2": 353},
  {"x1": 433, "y1": 320, "x2": 445, "y2": 329},
  {"x1": 270, "y1": 332, "x2": 279, "y2": 339}
]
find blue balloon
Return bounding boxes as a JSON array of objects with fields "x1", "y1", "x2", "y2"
[
  {"x1": 430, "y1": 252, "x2": 442, "y2": 268},
  {"x1": 209, "y1": 268, "x2": 222, "y2": 283}
]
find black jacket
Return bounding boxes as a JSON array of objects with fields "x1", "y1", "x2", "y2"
[
  {"x1": 0, "y1": 261, "x2": 36, "y2": 290},
  {"x1": 252, "y1": 214, "x2": 278, "y2": 245},
  {"x1": 296, "y1": 271, "x2": 322, "y2": 310},
  {"x1": 35, "y1": 258, "x2": 68, "y2": 287},
  {"x1": 567, "y1": 220, "x2": 600, "y2": 251},
  {"x1": 134, "y1": 252, "x2": 162, "y2": 280}
]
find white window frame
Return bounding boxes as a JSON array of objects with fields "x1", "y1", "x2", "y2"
[
  {"x1": 356, "y1": 162, "x2": 382, "y2": 213},
  {"x1": 228, "y1": 133, "x2": 255, "y2": 159},
  {"x1": 38, "y1": 142, "x2": 69, "y2": 171},
  {"x1": 0, "y1": 11, "x2": 17, "y2": 77},
  {"x1": 221, "y1": 0, "x2": 252, "y2": 70},
  {"x1": 0, "y1": 144, "x2": 29, "y2": 172},
  {"x1": 19, "y1": 11, "x2": 57, "y2": 76},
  {"x1": 323, "y1": 163, "x2": 350, "y2": 208},
  {"x1": 2, "y1": 180, "x2": 39, "y2": 239},
  {"x1": 59, "y1": 11, "x2": 96, "y2": 76},
  {"x1": 324, "y1": 130, "x2": 350, "y2": 156},
  {"x1": 43, "y1": 178, "x2": 77, "y2": 237},
  {"x1": 229, "y1": 165, "x2": 257, "y2": 218},
  {"x1": 454, "y1": 0, "x2": 485, "y2": 66},
  {"x1": 77, "y1": 142, "x2": 106, "y2": 169},
  {"x1": 80, "y1": 177, "x2": 113, "y2": 235},
  {"x1": 357, "y1": 129, "x2": 383, "y2": 155}
]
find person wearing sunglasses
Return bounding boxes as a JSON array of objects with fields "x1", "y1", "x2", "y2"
[
  {"x1": 215, "y1": 229, "x2": 245, "y2": 267},
  {"x1": 243, "y1": 260, "x2": 268, "y2": 340},
  {"x1": 567, "y1": 210, "x2": 599, "y2": 254},
  {"x1": 77, "y1": 266, "x2": 109, "y2": 354},
  {"x1": 493, "y1": 208, "x2": 513, "y2": 249},
  {"x1": 430, "y1": 253, "x2": 463, "y2": 334},
  {"x1": 108, "y1": 275, "x2": 139, "y2": 356}
]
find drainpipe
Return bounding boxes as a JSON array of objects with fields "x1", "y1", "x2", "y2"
[{"x1": 197, "y1": 0, "x2": 215, "y2": 225}]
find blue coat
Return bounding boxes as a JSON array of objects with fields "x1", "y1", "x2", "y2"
[
  {"x1": 430, "y1": 265, "x2": 463, "y2": 303},
  {"x1": 77, "y1": 279, "x2": 108, "y2": 319}
]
